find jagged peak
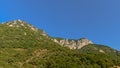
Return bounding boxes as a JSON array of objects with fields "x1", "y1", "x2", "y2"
[
  {"x1": 4, "y1": 19, "x2": 27, "y2": 26},
  {"x1": 3, "y1": 19, "x2": 37, "y2": 31},
  {"x1": 1, "y1": 20, "x2": 47, "y2": 36},
  {"x1": 9, "y1": 19, "x2": 28, "y2": 25}
]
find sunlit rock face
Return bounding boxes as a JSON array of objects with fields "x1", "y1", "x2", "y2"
[
  {"x1": 5, "y1": 19, "x2": 38, "y2": 32},
  {"x1": 53, "y1": 38, "x2": 93, "y2": 49},
  {"x1": 4, "y1": 19, "x2": 47, "y2": 36}
]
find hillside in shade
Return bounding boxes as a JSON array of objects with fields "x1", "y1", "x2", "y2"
[{"x1": 0, "y1": 20, "x2": 120, "y2": 68}]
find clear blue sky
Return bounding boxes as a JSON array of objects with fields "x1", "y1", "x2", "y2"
[{"x1": 0, "y1": 0, "x2": 120, "y2": 50}]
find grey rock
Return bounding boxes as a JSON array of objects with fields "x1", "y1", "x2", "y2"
[{"x1": 53, "y1": 38, "x2": 93, "y2": 49}]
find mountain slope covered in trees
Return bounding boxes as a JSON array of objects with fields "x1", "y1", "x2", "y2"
[{"x1": 0, "y1": 20, "x2": 120, "y2": 68}]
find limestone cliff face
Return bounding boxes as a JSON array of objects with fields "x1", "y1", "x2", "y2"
[{"x1": 53, "y1": 38, "x2": 93, "y2": 49}]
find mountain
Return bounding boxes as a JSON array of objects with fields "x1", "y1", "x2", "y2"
[
  {"x1": 0, "y1": 20, "x2": 120, "y2": 68},
  {"x1": 53, "y1": 38, "x2": 93, "y2": 49}
]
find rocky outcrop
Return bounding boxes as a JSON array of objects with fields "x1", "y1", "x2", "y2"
[
  {"x1": 4, "y1": 19, "x2": 47, "y2": 36},
  {"x1": 53, "y1": 38, "x2": 93, "y2": 49},
  {"x1": 3, "y1": 19, "x2": 93, "y2": 49},
  {"x1": 5, "y1": 19, "x2": 38, "y2": 32}
]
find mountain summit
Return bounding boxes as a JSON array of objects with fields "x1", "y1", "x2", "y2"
[
  {"x1": 0, "y1": 20, "x2": 120, "y2": 68},
  {"x1": 4, "y1": 19, "x2": 47, "y2": 36},
  {"x1": 2, "y1": 20, "x2": 93, "y2": 49},
  {"x1": 5, "y1": 19, "x2": 39, "y2": 31}
]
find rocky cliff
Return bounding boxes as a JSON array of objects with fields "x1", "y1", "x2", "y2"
[
  {"x1": 2, "y1": 19, "x2": 93, "y2": 49},
  {"x1": 53, "y1": 38, "x2": 93, "y2": 49}
]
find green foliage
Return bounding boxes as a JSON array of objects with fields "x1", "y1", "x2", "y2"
[{"x1": 0, "y1": 21, "x2": 120, "y2": 68}]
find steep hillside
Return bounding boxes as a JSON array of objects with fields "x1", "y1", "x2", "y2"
[{"x1": 0, "y1": 20, "x2": 120, "y2": 68}]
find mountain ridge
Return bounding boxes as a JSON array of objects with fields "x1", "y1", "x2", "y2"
[
  {"x1": 2, "y1": 19, "x2": 94, "y2": 49},
  {"x1": 0, "y1": 20, "x2": 120, "y2": 68}
]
